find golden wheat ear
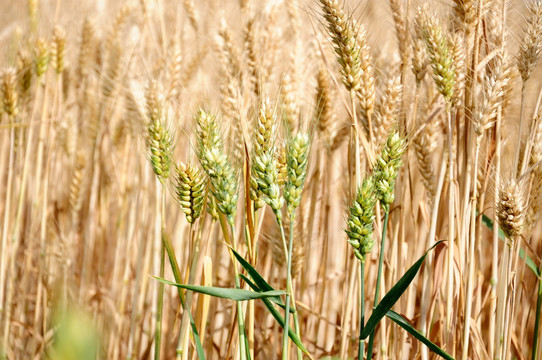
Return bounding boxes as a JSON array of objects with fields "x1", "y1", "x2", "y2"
[{"x1": 497, "y1": 178, "x2": 527, "y2": 242}]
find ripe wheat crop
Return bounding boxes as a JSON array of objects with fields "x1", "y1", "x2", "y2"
[{"x1": 0, "y1": 0, "x2": 542, "y2": 359}]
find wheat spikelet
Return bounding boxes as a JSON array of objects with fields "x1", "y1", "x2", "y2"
[
  {"x1": 451, "y1": 0, "x2": 478, "y2": 35},
  {"x1": 69, "y1": 152, "x2": 87, "y2": 213},
  {"x1": 145, "y1": 82, "x2": 173, "y2": 182},
  {"x1": 373, "y1": 76, "x2": 402, "y2": 149},
  {"x1": 84, "y1": 87, "x2": 99, "y2": 145},
  {"x1": 174, "y1": 162, "x2": 206, "y2": 224},
  {"x1": 411, "y1": 35, "x2": 429, "y2": 85},
  {"x1": 346, "y1": 176, "x2": 377, "y2": 260},
  {"x1": 253, "y1": 100, "x2": 275, "y2": 156},
  {"x1": 16, "y1": 49, "x2": 32, "y2": 101},
  {"x1": 284, "y1": 133, "x2": 310, "y2": 215},
  {"x1": 245, "y1": 17, "x2": 261, "y2": 99},
  {"x1": 373, "y1": 130, "x2": 406, "y2": 206},
  {"x1": 250, "y1": 101, "x2": 283, "y2": 215},
  {"x1": 196, "y1": 109, "x2": 239, "y2": 224},
  {"x1": 200, "y1": 147, "x2": 239, "y2": 224},
  {"x1": 529, "y1": 170, "x2": 542, "y2": 229},
  {"x1": 101, "y1": 38, "x2": 122, "y2": 100},
  {"x1": 315, "y1": 65, "x2": 335, "y2": 145},
  {"x1": 179, "y1": 48, "x2": 207, "y2": 87},
  {"x1": 528, "y1": 114, "x2": 542, "y2": 227},
  {"x1": 252, "y1": 151, "x2": 284, "y2": 218},
  {"x1": 517, "y1": 1, "x2": 542, "y2": 83},
  {"x1": 356, "y1": 26, "x2": 376, "y2": 125},
  {"x1": 2, "y1": 69, "x2": 18, "y2": 118},
  {"x1": 319, "y1": 0, "x2": 362, "y2": 93},
  {"x1": 449, "y1": 33, "x2": 466, "y2": 107},
  {"x1": 497, "y1": 179, "x2": 527, "y2": 241},
  {"x1": 105, "y1": 4, "x2": 132, "y2": 55},
  {"x1": 262, "y1": 4, "x2": 279, "y2": 87},
  {"x1": 276, "y1": 145, "x2": 288, "y2": 187},
  {"x1": 474, "y1": 52, "x2": 510, "y2": 138},
  {"x1": 77, "y1": 18, "x2": 95, "y2": 82},
  {"x1": 167, "y1": 41, "x2": 182, "y2": 101},
  {"x1": 388, "y1": 0, "x2": 408, "y2": 59},
  {"x1": 51, "y1": 26, "x2": 66, "y2": 75},
  {"x1": 217, "y1": 25, "x2": 244, "y2": 163},
  {"x1": 183, "y1": 0, "x2": 198, "y2": 32},
  {"x1": 413, "y1": 124, "x2": 436, "y2": 201},
  {"x1": 195, "y1": 109, "x2": 221, "y2": 173},
  {"x1": 416, "y1": 7, "x2": 455, "y2": 103},
  {"x1": 280, "y1": 71, "x2": 300, "y2": 131},
  {"x1": 57, "y1": 116, "x2": 76, "y2": 156},
  {"x1": 34, "y1": 37, "x2": 49, "y2": 78},
  {"x1": 220, "y1": 77, "x2": 243, "y2": 164},
  {"x1": 286, "y1": 0, "x2": 301, "y2": 40},
  {"x1": 217, "y1": 25, "x2": 243, "y2": 81}
]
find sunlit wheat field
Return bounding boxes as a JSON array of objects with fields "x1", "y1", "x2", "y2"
[{"x1": 0, "y1": 0, "x2": 542, "y2": 359}]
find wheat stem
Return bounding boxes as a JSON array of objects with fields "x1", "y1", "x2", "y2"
[
  {"x1": 359, "y1": 259, "x2": 366, "y2": 360},
  {"x1": 366, "y1": 207, "x2": 389, "y2": 360},
  {"x1": 532, "y1": 267, "x2": 542, "y2": 360},
  {"x1": 154, "y1": 186, "x2": 166, "y2": 360},
  {"x1": 462, "y1": 137, "x2": 481, "y2": 360},
  {"x1": 0, "y1": 124, "x2": 15, "y2": 358},
  {"x1": 278, "y1": 218, "x2": 291, "y2": 360}
]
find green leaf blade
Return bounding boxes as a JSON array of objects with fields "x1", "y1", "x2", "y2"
[
  {"x1": 361, "y1": 241, "x2": 444, "y2": 339},
  {"x1": 152, "y1": 277, "x2": 285, "y2": 301},
  {"x1": 386, "y1": 310, "x2": 454, "y2": 360}
]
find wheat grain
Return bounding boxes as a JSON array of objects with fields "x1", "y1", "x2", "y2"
[{"x1": 517, "y1": 1, "x2": 542, "y2": 83}]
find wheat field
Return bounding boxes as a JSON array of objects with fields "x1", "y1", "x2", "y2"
[{"x1": 0, "y1": 0, "x2": 542, "y2": 359}]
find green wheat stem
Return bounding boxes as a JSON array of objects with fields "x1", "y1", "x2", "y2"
[
  {"x1": 218, "y1": 217, "x2": 249, "y2": 360},
  {"x1": 155, "y1": 188, "x2": 166, "y2": 360},
  {"x1": 532, "y1": 266, "x2": 542, "y2": 360},
  {"x1": 277, "y1": 218, "x2": 291, "y2": 360},
  {"x1": 366, "y1": 206, "x2": 389, "y2": 359},
  {"x1": 359, "y1": 258, "x2": 366, "y2": 360},
  {"x1": 175, "y1": 223, "x2": 198, "y2": 359},
  {"x1": 289, "y1": 212, "x2": 303, "y2": 359},
  {"x1": 162, "y1": 229, "x2": 206, "y2": 360},
  {"x1": 230, "y1": 223, "x2": 250, "y2": 360}
]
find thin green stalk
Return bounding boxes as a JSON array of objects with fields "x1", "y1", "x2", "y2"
[
  {"x1": 219, "y1": 217, "x2": 249, "y2": 360},
  {"x1": 278, "y1": 219, "x2": 291, "y2": 360},
  {"x1": 177, "y1": 224, "x2": 197, "y2": 360},
  {"x1": 288, "y1": 213, "x2": 303, "y2": 359},
  {"x1": 366, "y1": 207, "x2": 389, "y2": 359},
  {"x1": 230, "y1": 224, "x2": 250, "y2": 360},
  {"x1": 162, "y1": 230, "x2": 205, "y2": 360},
  {"x1": 359, "y1": 259, "x2": 366, "y2": 360},
  {"x1": 532, "y1": 267, "x2": 542, "y2": 360},
  {"x1": 155, "y1": 188, "x2": 166, "y2": 360}
]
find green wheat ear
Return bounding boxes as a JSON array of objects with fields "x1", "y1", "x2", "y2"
[
  {"x1": 416, "y1": 7, "x2": 455, "y2": 104},
  {"x1": 346, "y1": 176, "x2": 377, "y2": 261},
  {"x1": 284, "y1": 132, "x2": 310, "y2": 216},
  {"x1": 195, "y1": 109, "x2": 239, "y2": 225},
  {"x1": 174, "y1": 162, "x2": 206, "y2": 224},
  {"x1": 146, "y1": 83, "x2": 173, "y2": 183},
  {"x1": 373, "y1": 130, "x2": 406, "y2": 207},
  {"x1": 250, "y1": 100, "x2": 284, "y2": 218}
]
